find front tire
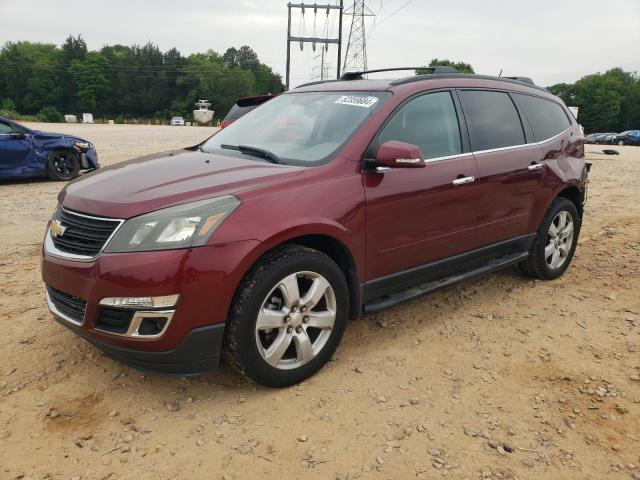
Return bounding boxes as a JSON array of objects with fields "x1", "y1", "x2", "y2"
[
  {"x1": 617, "y1": 140, "x2": 625, "y2": 146},
  {"x1": 47, "y1": 150, "x2": 80, "y2": 181},
  {"x1": 519, "y1": 198, "x2": 580, "y2": 280},
  {"x1": 224, "y1": 245, "x2": 349, "y2": 387}
]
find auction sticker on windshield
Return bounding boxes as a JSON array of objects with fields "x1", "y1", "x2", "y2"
[{"x1": 334, "y1": 95, "x2": 379, "y2": 108}]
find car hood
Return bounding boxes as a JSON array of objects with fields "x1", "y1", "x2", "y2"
[
  {"x1": 32, "y1": 130, "x2": 88, "y2": 143},
  {"x1": 60, "y1": 149, "x2": 305, "y2": 218}
]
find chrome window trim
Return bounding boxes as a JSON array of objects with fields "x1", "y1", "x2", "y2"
[
  {"x1": 44, "y1": 207, "x2": 125, "y2": 263},
  {"x1": 391, "y1": 126, "x2": 571, "y2": 167},
  {"x1": 425, "y1": 152, "x2": 474, "y2": 163},
  {"x1": 471, "y1": 126, "x2": 571, "y2": 156},
  {"x1": 45, "y1": 288, "x2": 85, "y2": 327}
]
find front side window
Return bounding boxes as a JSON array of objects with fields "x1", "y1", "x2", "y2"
[
  {"x1": 459, "y1": 90, "x2": 525, "y2": 151},
  {"x1": 202, "y1": 91, "x2": 388, "y2": 166},
  {"x1": 513, "y1": 93, "x2": 571, "y2": 141},
  {"x1": 378, "y1": 91, "x2": 462, "y2": 159},
  {"x1": 0, "y1": 121, "x2": 12, "y2": 134}
]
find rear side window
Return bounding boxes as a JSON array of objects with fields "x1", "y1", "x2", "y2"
[
  {"x1": 512, "y1": 94, "x2": 571, "y2": 141},
  {"x1": 224, "y1": 104, "x2": 257, "y2": 122},
  {"x1": 379, "y1": 91, "x2": 462, "y2": 159},
  {"x1": 459, "y1": 90, "x2": 525, "y2": 151}
]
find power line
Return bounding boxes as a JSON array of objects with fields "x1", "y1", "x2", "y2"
[
  {"x1": 369, "y1": 0, "x2": 413, "y2": 36},
  {"x1": 285, "y1": 2, "x2": 344, "y2": 89}
]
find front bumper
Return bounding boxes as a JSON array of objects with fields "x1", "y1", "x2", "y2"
[
  {"x1": 53, "y1": 313, "x2": 225, "y2": 375},
  {"x1": 41, "y1": 239, "x2": 261, "y2": 374},
  {"x1": 80, "y1": 147, "x2": 99, "y2": 170}
]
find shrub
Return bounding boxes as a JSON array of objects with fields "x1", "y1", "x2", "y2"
[
  {"x1": 1, "y1": 98, "x2": 17, "y2": 112},
  {"x1": 36, "y1": 106, "x2": 63, "y2": 123}
]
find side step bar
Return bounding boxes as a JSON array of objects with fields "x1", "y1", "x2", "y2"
[{"x1": 363, "y1": 251, "x2": 529, "y2": 315}]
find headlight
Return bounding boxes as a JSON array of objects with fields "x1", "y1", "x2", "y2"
[
  {"x1": 104, "y1": 195, "x2": 241, "y2": 253},
  {"x1": 74, "y1": 141, "x2": 92, "y2": 150}
]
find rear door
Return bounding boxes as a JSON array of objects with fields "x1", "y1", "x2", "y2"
[
  {"x1": 363, "y1": 90, "x2": 480, "y2": 284},
  {"x1": 458, "y1": 90, "x2": 545, "y2": 246}
]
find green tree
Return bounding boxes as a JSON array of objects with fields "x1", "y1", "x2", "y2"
[
  {"x1": 549, "y1": 69, "x2": 640, "y2": 133},
  {"x1": 69, "y1": 52, "x2": 110, "y2": 111},
  {"x1": 61, "y1": 35, "x2": 87, "y2": 112},
  {"x1": 0, "y1": 41, "x2": 62, "y2": 114},
  {"x1": 417, "y1": 58, "x2": 475, "y2": 74}
]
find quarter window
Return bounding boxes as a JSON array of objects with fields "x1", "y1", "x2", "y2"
[
  {"x1": 513, "y1": 93, "x2": 571, "y2": 141},
  {"x1": 378, "y1": 91, "x2": 462, "y2": 159},
  {"x1": 459, "y1": 90, "x2": 525, "y2": 151}
]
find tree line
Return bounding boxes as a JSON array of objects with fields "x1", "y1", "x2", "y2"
[
  {"x1": 0, "y1": 35, "x2": 285, "y2": 123},
  {"x1": 548, "y1": 68, "x2": 640, "y2": 134},
  {"x1": 1, "y1": 42, "x2": 637, "y2": 133}
]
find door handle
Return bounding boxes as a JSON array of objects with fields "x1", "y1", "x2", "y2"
[
  {"x1": 528, "y1": 162, "x2": 544, "y2": 171},
  {"x1": 452, "y1": 176, "x2": 475, "y2": 185}
]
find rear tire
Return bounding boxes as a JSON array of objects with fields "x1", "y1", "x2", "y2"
[
  {"x1": 224, "y1": 245, "x2": 349, "y2": 387},
  {"x1": 519, "y1": 198, "x2": 580, "y2": 280},
  {"x1": 617, "y1": 140, "x2": 625, "y2": 146},
  {"x1": 47, "y1": 150, "x2": 80, "y2": 181}
]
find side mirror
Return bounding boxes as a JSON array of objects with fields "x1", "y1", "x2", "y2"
[
  {"x1": 375, "y1": 140, "x2": 425, "y2": 169},
  {"x1": 10, "y1": 131, "x2": 25, "y2": 139}
]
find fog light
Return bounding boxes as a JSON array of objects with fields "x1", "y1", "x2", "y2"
[{"x1": 99, "y1": 294, "x2": 179, "y2": 309}]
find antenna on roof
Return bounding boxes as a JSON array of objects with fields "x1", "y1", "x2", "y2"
[{"x1": 498, "y1": 69, "x2": 503, "y2": 77}]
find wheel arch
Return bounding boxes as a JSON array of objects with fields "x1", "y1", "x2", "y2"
[
  {"x1": 555, "y1": 185, "x2": 584, "y2": 218},
  {"x1": 229, "y1": 231, "x2": 362, "y2": 322},
  {"x1": 280, "y1": 234, "x2": 361, "y2": 320}
]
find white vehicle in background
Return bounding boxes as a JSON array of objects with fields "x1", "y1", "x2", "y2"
[{"x1": 170, "y1": 116, "x2": 185, "y2": 126}]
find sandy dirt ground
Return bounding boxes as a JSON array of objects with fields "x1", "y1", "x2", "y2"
[{"x1": 1, "y1": 123, "x2": 639, "y2": 480}]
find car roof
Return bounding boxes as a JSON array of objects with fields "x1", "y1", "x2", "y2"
[{"x1": 293, "y1": 73, "x2": 552, "y2": 97}]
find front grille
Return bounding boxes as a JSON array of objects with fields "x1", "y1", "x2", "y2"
[
  {"x1": 96, "y1": 307, "x2": 134, "y2": 334},
  {"x1": 47, "y1": 286, "x2": 87, "y2": 324},
  {"x1": 51, "y1": 208, "x2": 121, "y2": 257}
]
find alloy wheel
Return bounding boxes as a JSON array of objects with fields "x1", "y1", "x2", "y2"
[
  {"x1": 53, "y1": 152, "x2": 75, "y2": 178},
  {"x1": 545, "y1": 211, "x2": 574, "y2": 270},
  {"x1": 255, "y1": 271, "x2": 336, "y2": 370}
]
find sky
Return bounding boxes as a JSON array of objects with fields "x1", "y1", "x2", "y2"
[{"x1": 1, "y1": 0, "x2": 639, "y2": 87}]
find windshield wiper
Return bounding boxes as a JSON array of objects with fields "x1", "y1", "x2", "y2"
[{"x1": 220, "y1": 144, "x2": 281, "y2": 164}]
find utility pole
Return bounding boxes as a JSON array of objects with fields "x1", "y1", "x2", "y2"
[
  {"x1": 342, "y1": 0, "x2": 375, "y2": 74},
  {"x1": 286, "y1": 1, "x2": 344, "y2": 89}
]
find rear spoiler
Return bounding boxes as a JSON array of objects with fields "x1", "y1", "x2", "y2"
[{"x1": 236, "y1": 95, "x2": 275, "y2": 107}]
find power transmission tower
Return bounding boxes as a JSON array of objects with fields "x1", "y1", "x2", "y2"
[
  {"x1": 342, "y1": 0, "x2": 375, "y2": 74},
  {"x1": 312, "y1": 46, "x2": 331, "y2": 80},
  {"x1": 286, "y1": 1, "x2": 344, "y2": 89}
]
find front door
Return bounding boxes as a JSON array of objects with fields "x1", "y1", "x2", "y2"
[
  {"x1": 363, "y1": 91, "x2": 480, "y2": 288},
  {"x1": 0, "y1": 120, "x2": 32, "y2": 177}
]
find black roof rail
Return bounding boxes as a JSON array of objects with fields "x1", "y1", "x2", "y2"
[
  {"x1": 340, "y1": 66, "x2": 457, "y2": 80},
  {"x1": 502, "y1": 76, "x2": 535, "y2": 85},
  {"x1": 390, "y1": 73, "x2": 548, "y2": 92}
]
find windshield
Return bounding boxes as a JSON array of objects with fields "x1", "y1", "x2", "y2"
[{"x1": 202, "y1": 91, "x2": 388, "y2": 165}]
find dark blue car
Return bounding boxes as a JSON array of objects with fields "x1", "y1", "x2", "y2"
[
  {"x1": 0, "y1": 116, "x2": 99, "y2": 181},
  {"x1": 613, "y1": 130, "x2": 640, "y2": 146}
]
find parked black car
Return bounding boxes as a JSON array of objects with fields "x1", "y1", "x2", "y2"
[{"x1": 585, "y1": 132, "x2": 616, "y2": 144}]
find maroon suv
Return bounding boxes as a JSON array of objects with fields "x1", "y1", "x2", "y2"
[{"x1": 42, "y1": 67, "x2": 588, "y2": 387}]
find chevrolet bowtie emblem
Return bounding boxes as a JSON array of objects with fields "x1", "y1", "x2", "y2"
[{"x1": 50, "y1": 219, "x2": 67, "y2": 237}]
